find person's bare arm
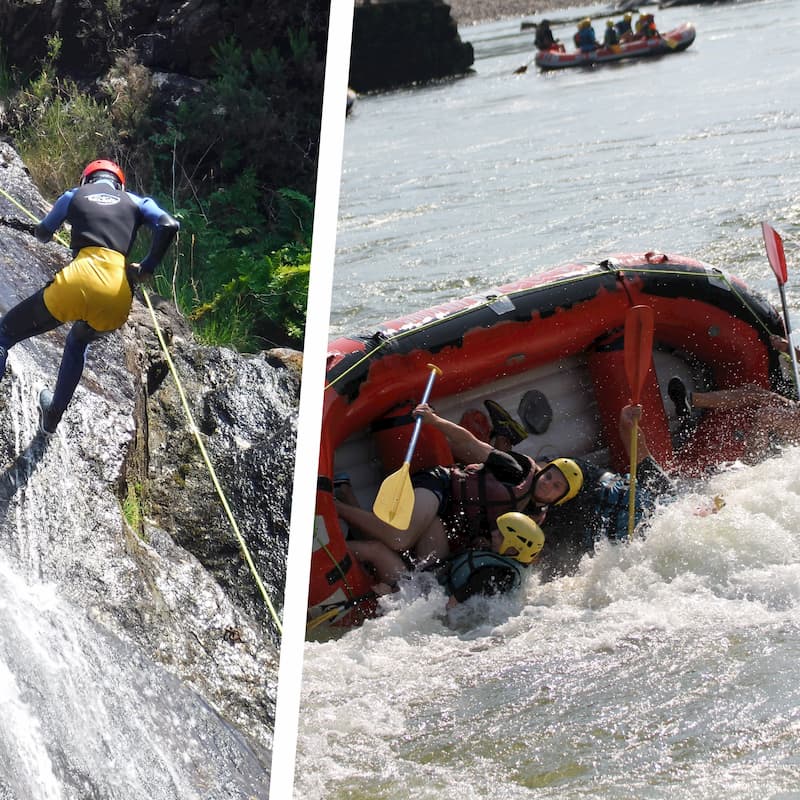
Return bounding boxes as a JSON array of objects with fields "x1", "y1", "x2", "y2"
[
  {"x1": 414, "y1": 403, "x2": 493, "y2": 463},
  {"x1": 692, "y1": 384, "x2": 794, "y2": 410}
]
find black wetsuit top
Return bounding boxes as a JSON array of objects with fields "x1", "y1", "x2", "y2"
[{"x1": 36, "y1": 183, "x2": 179, "y2": 273}]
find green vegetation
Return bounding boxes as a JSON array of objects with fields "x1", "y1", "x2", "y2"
[
  {"x1": 0, "y1": 33, "x2": 315, "y2": 350},
  {"x1": 7, "y1": 37, "x2": 120, "y2": 199},
  {"x1": 156, "y1": 177, "x2": 313, "y2": 351},
  {"x1": 122, "y1": 481, "x2": 144, "y2": 535}
]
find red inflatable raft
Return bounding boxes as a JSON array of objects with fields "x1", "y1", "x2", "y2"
[
  {"x1": 535, "y1": 23, "x2": 696, "y2": 71},
  {"x1": 309, "y1": 253, "x2": 788, "y2": 628}
]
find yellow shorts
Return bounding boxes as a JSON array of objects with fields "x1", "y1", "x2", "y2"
[{"x1": 43, "y1": 246, "x2": 133, "y2": 332}]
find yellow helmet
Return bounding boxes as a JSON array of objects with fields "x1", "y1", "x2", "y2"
[
  {"x1": 546, "y1": 458, "x2": 584, "y2": 505},
  {"x1": 496, "y1": 512, "x2": 545, "y2": 564},
  {"x1": 579, "y1": 17, "x2": 591, "y2": 29}
]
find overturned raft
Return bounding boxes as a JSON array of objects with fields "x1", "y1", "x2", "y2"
[{"x1": 310, "y1": 253, "x2": 787, "y2": 626}]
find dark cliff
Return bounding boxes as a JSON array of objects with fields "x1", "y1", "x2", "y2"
[
  {"x1": 350, "y1": 0, "x2": 475, "y2": 93},
  {"x1": 0, "y1": 0, "x2": 329, "y2": 200},
  {"x1": 0, "y1": 0, "x2": 328, "y2": 80}
]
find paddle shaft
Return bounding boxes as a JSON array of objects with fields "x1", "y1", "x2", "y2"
[
  {"x1": 627, "y1": 422, "x2": 639, "y2": 538},
  {"x1": 777, "y1": 283, "x2": 800, "y2": 395},
  {"x1": 624, "y1": 305, "x2": 654, "y2": 540},
  {"x1": 372, "y1": 363, "x2": 443, "y2": 528},
  {"x1": 402, "y1": 366, "x2": 439, "y2": 464},
  {"x1": 762, "y1": 222, "x2": 800, "y2": 397}
]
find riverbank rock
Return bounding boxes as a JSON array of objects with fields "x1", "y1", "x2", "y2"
[
  {"x1": 0, "y1": 0, "x2": 327, "y2": 80},
  {"x1": 0, "y1": 142, "x2": 296, "y2": 775},
  {"x1": 350, "y1": 0, "x2": 475, "y2": 92},
  {"x1": 446, "y1": 0, "x2": 586, "y2": 25}
]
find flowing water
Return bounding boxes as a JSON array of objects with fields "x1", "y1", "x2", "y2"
[
  {"x1": 0, "y1": 357, "x2": 270, "y2": 800},
  {"x1": 296, "y1": 1, "x2": 800, "y2": 797},
  {"x1": 0, "y1": 556, "x2": 267, "y2": 800}
]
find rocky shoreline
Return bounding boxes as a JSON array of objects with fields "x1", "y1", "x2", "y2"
[{"x1": 447, "y1": 0, "x2": 580, "y2": 25}]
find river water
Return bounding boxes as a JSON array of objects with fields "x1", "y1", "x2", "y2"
[
  {"x1": 329, "y1": 0, "x2": 799, "y2": 337},
  {"x1": 295, "y1": 1, "x2": 800, "y2": 798}
]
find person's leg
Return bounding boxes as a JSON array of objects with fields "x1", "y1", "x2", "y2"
[
  {"x1": 413, "y1": 515, "x2": 450, "y2": 561},
  {"x1": 0, "y1": 289, "x2": 62, "y2": 377},
  {"x1": 41, "y1": 321, "x2": 103, "y2": 432},
  {"x1": 335, "y1": 487, "x2": 442, "y2": 554},
  {"x1": 349, "y1": 540, "x2": 409, "y2": 586}
]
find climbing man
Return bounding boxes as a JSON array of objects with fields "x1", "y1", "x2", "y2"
[{"x1": 0, "y1": 159, "x2": 179, "y2": 434}]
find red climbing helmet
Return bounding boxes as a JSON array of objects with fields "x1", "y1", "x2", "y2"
[{"x1": 80, "y1": 159, "x2": 125, "y2": 190}]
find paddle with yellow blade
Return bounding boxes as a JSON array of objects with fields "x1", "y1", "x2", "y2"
[
  {"x1": 373, "y1": 363, "x2": 442, "y2": 529},
  {"x1": 624, "y1": 304, "x2": 655, "y2": 540},
  {"x1": 762, "y1": 221, "x2": 800, "y2": 397}
]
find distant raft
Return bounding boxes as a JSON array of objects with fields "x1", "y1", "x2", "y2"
[{"x1": 535, "y1": 23, "x2": 696, "y2": 71}]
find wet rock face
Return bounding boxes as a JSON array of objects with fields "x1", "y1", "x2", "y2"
[
  {"x1": 0, "y1": 141, "x2": 296, "y2": 764},
  {"x1": 131, "y1": 304, "x2": 298, "y2": 626}
]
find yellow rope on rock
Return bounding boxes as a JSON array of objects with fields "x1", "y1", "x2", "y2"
[
  {"x1": 142, "y1": 286, "x2": 283, "y2": 635},
  {"x1": 0, "y1": 185, "x2": 39, "y2": 220}
]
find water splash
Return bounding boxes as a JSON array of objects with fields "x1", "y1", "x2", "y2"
[{"x1": 298, "y1": 446, "x2": 800, "y2": 799}]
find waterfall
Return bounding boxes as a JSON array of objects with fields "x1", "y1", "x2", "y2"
[
  {"x1": 0, "y1": 292, "x2": 274, "y2": 800},
  {"x1": 0, "y1": 555, "x2": 269, "y2": 799},
  {"x1": 0, "y1": 142, "x2": 292, "y2": 798}
]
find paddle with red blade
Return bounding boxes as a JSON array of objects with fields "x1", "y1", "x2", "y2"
[
  {"x1": 373, "y1": 364, "x2": 442, "y2": 529},
  {"x1": 762, "y1": 221, "x2": 800, "y2": 396},
  {"x1": 624, "y1": 304, "x2": 655, "y2": 540}
]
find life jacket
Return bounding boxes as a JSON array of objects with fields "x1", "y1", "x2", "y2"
[
  {"x1": 446, "y1": 454, "x2": 536, "y2": 543},
  {"x1": 638, "y1": 16, "x2": 658, "y2": 38},
  {"x1": 535, "y1": 26, "x2": 555, "y2": 50},
  {"x1": 576, "y1": 26, "x2": 597, "y2": 52},
  {"x1": 603, "y1": 27, "x2": 619, "y2": 47},
  {"x1": 437, "y1": 550, "x2": 526, "y2": 603},
  {"x1": 615, "y1": 20, "x2": 632, "y2": 36}
]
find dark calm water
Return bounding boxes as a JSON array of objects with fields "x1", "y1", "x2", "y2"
[{"x1": 297, "y1": 2, "x2": 800, "y2": 798}]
